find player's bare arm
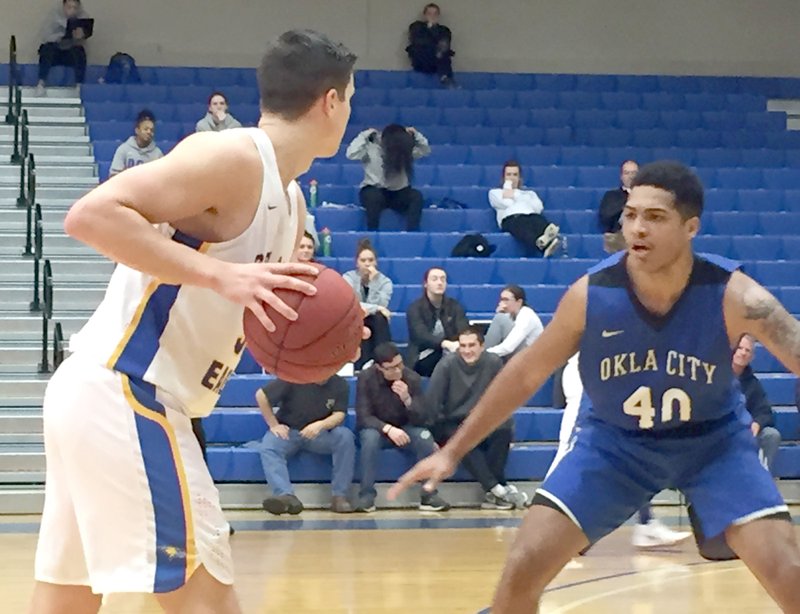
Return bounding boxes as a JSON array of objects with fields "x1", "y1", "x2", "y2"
[
  {"x1": 725, "y1": 270, "x2": 800, "y2": 375},
  {"x1": 389, "y1": 276, "x2": 588, "y2": 497},
  {"x1": 65, "y1": 131, "x2": 318, "y2": 331}
]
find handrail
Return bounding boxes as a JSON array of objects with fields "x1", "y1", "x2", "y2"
[
  {"x1": 5, "y1": 35, "x2": 16, "y2": 125},
  {"x1": 39, "y1": 259, "x2": 53, "y2": 373},
  {"x1": 53, "y1": 321, "x2": 65, "y2": 370},
  {"x1": 30, "y1": 202, "x2": 42, "y2": 311},
  {"x1": 9, "y1": 87, "x2": 21, "y2": 163},
  {"x1": 22, "y1": 154, "x2": 35, "y2": 256},
  {"x1": 17, "y1": 143, "x2": 31, "y2": 209}
]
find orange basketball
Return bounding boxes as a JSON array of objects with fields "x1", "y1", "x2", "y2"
[{"x1": 243, "y1": 263, "x2": 363, "y2": 383}]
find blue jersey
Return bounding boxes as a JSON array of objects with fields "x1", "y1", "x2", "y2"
[{"x1": 578, "y1": 251, "x2": 740, "y2": 431}]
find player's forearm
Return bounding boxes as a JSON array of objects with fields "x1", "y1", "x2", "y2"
[
  {"x1": 443, "y1": 354, "x2": 546, "y2": 461},
  {"x1": 65, "y1": 198, "x2": 226, "y2": 289}
]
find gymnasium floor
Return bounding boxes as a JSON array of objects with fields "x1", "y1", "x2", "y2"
[{"x1": 1, "y1": 508, "x2": 782, "y2": 613}]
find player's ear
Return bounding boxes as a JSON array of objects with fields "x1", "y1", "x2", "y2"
[
  {"x1": 322, "y1": 88, "x2": 340, "y2": 115},
  {"x1": 685, "y1": 216, "x2": 700, "y2": 239}
]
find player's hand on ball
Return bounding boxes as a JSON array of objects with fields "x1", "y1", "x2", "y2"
[
  {"x1": 270, "y1": 424, "x2": 290, "y2": 440},
  {"x1": 216, "y1": 262, "x2": 318, "y2": 333},
  {"x1": 387, "y1": 449, "x2": 458, "y2": 500}
]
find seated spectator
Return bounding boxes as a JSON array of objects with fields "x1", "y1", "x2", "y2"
[
  {"x1": 36, "y1": 0, "x2": 91, "y2": 94},
  {"x1": 485, "y1": 285, "x2": 544, "y2": 360},
  {"x1": 294, "y1": 231, "x2": 317, "y2": 263},
  {"x1": 733, "y1": 334, "x2": 781, "y2": 476},
  {"x1": 254, "y1": 376, "x2": 355, "y2": 515},
  {"x1": 428, "y1": 326, "x2": 527, "y2": 509},
  {"x1": 406, "y1": 3, "x2": 456, "y2": 88},
  {"x1": 109, "y1": 110, "x2": 164, "y2": 177},
  {"x1": 489, "y1": 161, "x2": 561, "y2": 257},
  {"x1": 406, "y1": 267, "x2": 468, "y2": 376},
  {"x1": 599, "y1": 160, "x2": 638, "y2": 254},
  {"x1": 346, "y1": 124, "x2": 430, "y2": 231},
  {"x1": 356, "y1": 342, "x2": 450, "y2": 512},
  {"x1": 195, "y1": 91, "x2": 243, "y2": 132},
  {"x1": 343, "y1": 239, "x2": 393, "y2": 368}
]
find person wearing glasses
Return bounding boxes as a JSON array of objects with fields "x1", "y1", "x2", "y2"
[{"x1": 355, "y1": 342, "x2": 450, "y2": 512}]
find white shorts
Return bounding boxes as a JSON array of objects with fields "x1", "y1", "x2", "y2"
[{"x1": 34, "y1": 353, "x2": 233, "y2": 595}]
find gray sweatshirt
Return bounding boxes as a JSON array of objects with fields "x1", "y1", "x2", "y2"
[
  {"x1": 39, "y1": 2, "x2": 90, "y2": 48},
  {"x1": 345, "y1": 128, "x2": 430, "y2": 191},
  {"x1": 342, "y1": 269, "x2": 393, "y2": 315},
  {"x1": 426, "y1": 352, "x2": 504, "y2": 425},
  {"x1": 195, "y1": 112, "x2": 242, "y2": 132},
  {"x1": 109, "y1": 137, "x2": 164, "y2": 175}
]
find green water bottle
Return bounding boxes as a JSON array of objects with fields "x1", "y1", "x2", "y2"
[
  {"x1": 309, "y1": 179, "x2": 318, "y2": 208},
  {"x1": 321, "y1": 227, "x2": 332, "y2": 257}
]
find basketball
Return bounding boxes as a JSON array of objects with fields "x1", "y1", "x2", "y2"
[{"x1": 243, "y1": 263, "x2": 364, "y2": 384}]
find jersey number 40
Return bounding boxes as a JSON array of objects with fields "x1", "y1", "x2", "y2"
[{"x1": 623, "y1": 385, "x2": 691, "y2": 429}]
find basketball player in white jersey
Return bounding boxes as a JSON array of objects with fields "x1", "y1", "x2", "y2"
[{"x1": 29, "y1": 30, "x2": 357, "y2": 614}]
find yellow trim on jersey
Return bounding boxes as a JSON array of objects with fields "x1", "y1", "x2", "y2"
[
  {"x1": 106, "y1": 279, "x2": 161, "y2": 371},
  {"x1": 121, "y1": 375, "x2": 198, "y2": 582}
]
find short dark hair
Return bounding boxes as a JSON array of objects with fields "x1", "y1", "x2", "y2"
[
  {"x1": 257, "y1": 29, "x2": 357, "y2": 121},
  {"x1": 374, "y1": 342, "x2": 401, "y2": 365},
  {"x1": 459, "y1": 325, "x2": 485, "y2": 344},
  {"x1": 423, "y1": 3, "x2": 441, "y2": 13},
  {"x1": 630, "y1": 160, "x2": 704, "y2": 220},
  {"x1": 208, "y1": 91, "x2": 228, "y2": 106},
  {"x1": 503, "y1": 284, "x2": 527, "y2": 305},
  {"x1": 302, "y1": 230, "x2": 315, "y2": 246},
  {"x1": 423, "y1": 266, "x2": 446, "y2": 284},
  {"x1": 135, "y1": 109, "x2": 155, "y2": 127}
]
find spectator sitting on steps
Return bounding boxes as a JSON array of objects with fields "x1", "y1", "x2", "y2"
[{"x1": 36, "y1": 0, "x2": 92, "y2": 94}]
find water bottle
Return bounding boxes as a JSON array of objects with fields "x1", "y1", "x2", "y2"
[
  {"x1": 321, "y1": 227, "x2": 332, "y2": 257},
  {"x1": 309, "y1": 180, "x2": 318, "y2": 209},
  {"x1": 560, "y1": 235, "x2": 569, "y2": 258}
]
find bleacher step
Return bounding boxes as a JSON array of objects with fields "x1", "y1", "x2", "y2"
[{"x1": 0, "y1": 143, "x2": 92, "y2": 157}]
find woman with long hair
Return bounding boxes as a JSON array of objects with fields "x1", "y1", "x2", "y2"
[
  {"x1": 342, "y1": 239, "x2": 394, "y2": 368},
  {"x1": 489, "y1": 160, "x2": 562, "y2": 257},
  {"x1": 484, "y1": 285, "x2": 544, "y2": 360},
  {"x1": 347, "y1": 123, "x2": 430, "y2": 230}
]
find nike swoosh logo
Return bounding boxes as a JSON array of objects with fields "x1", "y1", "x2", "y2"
[
  {"x1": 601, "y1": 330, "x2": 624, "y2": 338},
  {"x1": 234, "y1": 337, "x2": 246, "y2": 354},
  {"x1": 267, "y1": 205, "x2": 278, "y2": 210}
]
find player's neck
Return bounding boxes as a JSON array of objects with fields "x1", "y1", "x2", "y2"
[
  {"x1": 257, "y1": 117, "x2": 316, "y2": 188},
  {"x1": 626, "y1": 249, "x2": 694, "y2": 316}
]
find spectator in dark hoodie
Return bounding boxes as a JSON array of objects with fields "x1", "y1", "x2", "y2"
[
  {"x1": 195, "y1": 91, "x2": 243, "y2": 132},
  {"x1": 109, "y1": 110, "x2": 164, "y2": 177},
  {"x1": 427, "y1": 326, "x2": 528, "y2": 509},
  {"x1": 406, "y1": 3, "x2": 456, "y2": 87},
  {"x1": 36, "y1": 0, "x2": 91, "y2": 93},
  {"x1": 406, "y1": 267, "x2": 468, "y2": 376}
]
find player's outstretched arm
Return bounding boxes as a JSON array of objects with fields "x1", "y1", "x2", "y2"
[
  {"x1": 388, "y1": 276, "x2": 587, "y2": 498},
  {"x1": 725, "y1": 271, "x2": 800, "y2": 375}
]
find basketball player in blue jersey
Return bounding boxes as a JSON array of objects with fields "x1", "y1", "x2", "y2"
[
  {"x1": 29, "y1": 31, "x2": 357, "y2": 614},
  {"x1": 391, "y1": 161, "x2": 800, "y2": 612}
]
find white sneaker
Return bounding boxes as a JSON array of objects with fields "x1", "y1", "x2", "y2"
[
  {"x1": 535, "y1": 223, "x2": 560, "y2": 250},
  {"x1": 632, "y1": 519, "x2": 692, "y2": 549},
  {"x1": 504, "y1": 484, "x2": 529, "y2": 509}
]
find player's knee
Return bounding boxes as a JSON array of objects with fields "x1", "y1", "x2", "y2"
[{"x1": 502, "y1": 542, "x2": 552, "y2": 593}]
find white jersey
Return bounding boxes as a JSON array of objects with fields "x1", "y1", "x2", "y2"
[{"x1": 70, "y1": 128, "x2": 299, "y2": 418}]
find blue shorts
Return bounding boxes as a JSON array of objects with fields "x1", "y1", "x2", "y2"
[{"x1": 537, "y1": 414, "x2": 788, "y2": 543}]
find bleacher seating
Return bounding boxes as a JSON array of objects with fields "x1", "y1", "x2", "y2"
[{"x1": 11, "y1": 62, "x2": 796, "y2": 490}]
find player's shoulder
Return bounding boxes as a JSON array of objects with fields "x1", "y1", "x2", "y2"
[
  {"x1": 170, "y1": 128, "x2": 261, "y2": 164},
  {"x1": 691, "y1": 252, "x2": 741, "y2": 285}
]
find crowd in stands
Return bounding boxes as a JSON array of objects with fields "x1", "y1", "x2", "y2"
[{"x1": 25, "y1": 1, "x2": 800, "y2": 515}]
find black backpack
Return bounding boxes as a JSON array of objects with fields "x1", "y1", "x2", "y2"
[
  {"x1": 102, "y1": 52, "x2": 141, "y2": 84},
  {"x1": 450, "y1": 233, "x2": 497, "y2": 258}
]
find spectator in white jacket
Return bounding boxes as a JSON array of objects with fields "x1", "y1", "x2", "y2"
[
  {"x1": 195, "y1": 91, "x2": 243, "y2": 132},
  {"x1": 489, "y1": 160, "x2": 561, "y2": 257},
  {"x1": 485, "y1": 285, "x2": 543, "y2": 360}
]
